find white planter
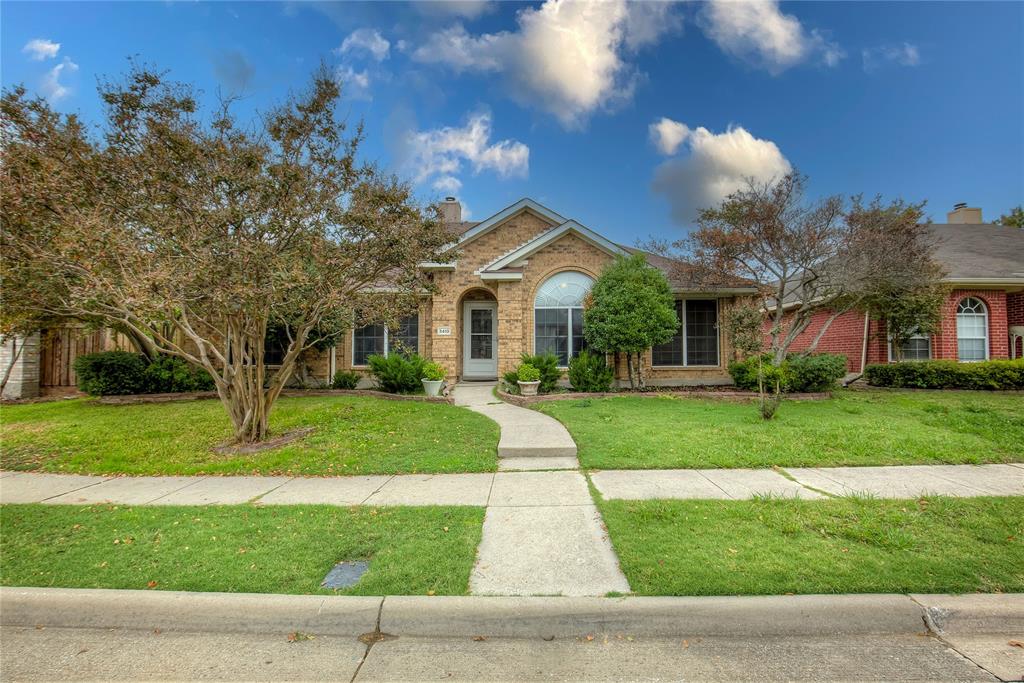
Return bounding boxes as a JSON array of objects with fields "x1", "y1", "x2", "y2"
[
  {"x1": 422, "y1": 379, "x2": 444, "y2": 397},
  {"x1": 518, "y1": 380, "x2": 541, "y2": 396}
]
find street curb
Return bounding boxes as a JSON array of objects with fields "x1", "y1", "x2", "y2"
[
  {"x1": 0, "y1": 587, "x2": 381, "y2": 636},
  {"x1": 380, "y1": 594, "x2": 925, "y2": 638},
  {"x1": 4, "y1": 588, "x2": 1020, "y2": 639},
  {"x1": 911, "y1": 593, "x2": 1024, "y2": 635}
]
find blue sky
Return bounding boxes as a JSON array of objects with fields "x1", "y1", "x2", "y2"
[{"x1": 3, "y1": 1, "x2": 1022, "y2": 244}]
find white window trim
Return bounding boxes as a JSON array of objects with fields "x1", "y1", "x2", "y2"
[
  {"x1": 956, "y1": 297, "x2": 990, "y2": 362},
  {"x1": 351, "y1": 317, "x2": 419, "y2": 367},
  {"x1": 652, "y1": 298, "x2": 721, "y2": 368},
  {"x1": 533, "y1": 306, "x2": 584, "y2": 369},
  {"x1": 887, "y1": 332, "x2": 932, "y2": 362}
]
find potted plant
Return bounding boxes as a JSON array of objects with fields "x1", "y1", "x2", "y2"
[
  {"x1": 421, "y1": 361, "x2": 446, "y2": 397},
  {"x1": 517, "y1": 363, "x2": 541, "y2": 396}
]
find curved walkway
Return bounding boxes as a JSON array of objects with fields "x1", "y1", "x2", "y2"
[
  {"x1": 452, "y1": 382, "x2": 628, "y2": 596},
  {"x1": 452, "y1": 383, "x2": 577, "y2": 470}
]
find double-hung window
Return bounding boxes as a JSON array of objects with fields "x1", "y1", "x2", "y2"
[
  {"x1": 888, "y1": 330, "x2": 931, "y2": 361},
  {"x1": 352, "y1": 313, "x2": 419, "y2": 366},
  {"x1": 956, "y1": 298, "x2": 988, "y2": 362},
  {"x1": 652, "y1": 299, "x2": 720, "y2": 367}
]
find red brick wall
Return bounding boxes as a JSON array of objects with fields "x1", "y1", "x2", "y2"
[
  {"x1": 762, "y1": 288, "x2": 1015, "y2": 371},
  {"x1": 931, "y1": 289, "x2": 1008, "y2": 361},
  {"x1": 1007, "y1": 292, "x2": 1024, "y2": 358},
  {"x1": 762, "y1": 309, "x2": 885, "y2": 372}
]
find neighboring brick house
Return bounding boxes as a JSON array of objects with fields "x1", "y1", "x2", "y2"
[
  {"x1": 4, "y1": 197, "x2": 757, "y2": 398},
  {"x1": 772, "y1": 205, "x2": 1024, "y2": 374}
]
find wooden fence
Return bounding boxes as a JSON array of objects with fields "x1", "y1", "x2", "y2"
[{"x1": 39, "y1": 327, "x2": 133, "y2": 389}]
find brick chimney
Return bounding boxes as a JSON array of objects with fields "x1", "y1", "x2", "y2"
[
  {"x1": 440, "y1": 196, "x2": 462, "y2": 224},
  {"x1": 947, "y1": 203, "x2": 983, "y2": 224}
]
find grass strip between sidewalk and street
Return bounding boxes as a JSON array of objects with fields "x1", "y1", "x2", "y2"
[
  {"x1": 597, "y1": 495, "x2": 1024, "y2": 596},
  {"x1": 538, "y1": 389, "x2": 1024, "y2": 470},
  {"x1": 0, "y1": 395, "x2": 499, "y2": 476},
  {"x1": 0, "y1": 504, "x2": 484, "y2": 596}
]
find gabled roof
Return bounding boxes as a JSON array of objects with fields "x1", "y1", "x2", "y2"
[
  {"x1": 455, "y1": 198, "x2": 566, "y2": 247},
  {"x1": 478, "y1": 219, "x2": 629, "y2": 274}
]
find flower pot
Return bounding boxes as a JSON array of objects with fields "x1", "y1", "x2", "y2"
[
  {"x1": 518, "y1": 380, "x2": 541, "y2": 396},
  {"x1": 422, "y1": 378, "x2": 444, "y2": 397}
]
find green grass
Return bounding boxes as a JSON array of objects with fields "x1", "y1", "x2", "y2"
[
  {"x1": 538, "y1": 389, "x2": 1024, "y2": 469},
  {"x1": 0, "y1": 504, "x2": 484, "y2": 595},
  {"x1": 597, "y1": 496, "x2": 1024, "y2": 595},
  {"x1": 0, "y1": 395, "x2": 498, "y2": 476}
]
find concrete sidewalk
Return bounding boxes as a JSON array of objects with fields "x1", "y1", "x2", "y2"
[
  {"x1": 3, "y1": 463, "x2": 1021, "y2": 507},
  {"x1": 2, "y1": 587, "x2": 1021, "y2": 681}
]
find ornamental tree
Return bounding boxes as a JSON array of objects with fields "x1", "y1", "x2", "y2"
[
  {"x1": 583, "y1": 254, "x2": 678, "y2": 390},
  {"x1": 651, "y1": 172, "x2": 943, "y2": 366},
  {"x1": 1, "y1": 66, "x2": 450, "y2": 443}
]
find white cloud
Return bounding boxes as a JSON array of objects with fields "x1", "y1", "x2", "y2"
[
  {"x1": 414, "y1": 1, "x2": 494, "y2": 20},
  {"x1": 335, "y1": 65, "x2": 372, "y2": 100},
  {"x1": 649, "y1": 117, "x2": 691, "y2": 156},
  {"x1": 651, "y1": 123, "x2": 792, "y2": 225},
  {"x1": 862, "y1": 42, "x2": 921, "y2": 72},
  {"x1": 412, "y1": 0, "x2": 680, "y2": 128},
  {"x1": 404, "y1": 111, "x2": 529, "y2": 190},
  {"x1": 699, "y1": 0, "x2": 842, "y2": 74},
  {"x1": 22, "y1": 38, "x2": 60, "y2": 60},
  {"x1": 337, "y1": 28, "x2": 390, "y2": 62},
  {"x1": 433, "y1": 175, "x2": 463, "y2": 193},
  {"x1": 40, "y1": 58, "x2": 78, "y2": 102}
]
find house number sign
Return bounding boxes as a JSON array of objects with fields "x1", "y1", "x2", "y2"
[{"x1": 436, "y1": 327, "x2": 452, "y2": 336}]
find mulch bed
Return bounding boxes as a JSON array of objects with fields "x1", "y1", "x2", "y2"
[
  {"x1": 96, "y1": 388, "x2": 453, "y2": 406},
  {"x1": 496, "y1": 387, "x2": 832, "y2": 406}
]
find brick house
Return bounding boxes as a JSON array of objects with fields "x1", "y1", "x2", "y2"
[
  {"x1": 316, "y1": 197, "x2": 756, "y2": 388},
  {"x1": 2, "y1": 197, "x2": 757, "y2": 398},
  {"x1": 774, "y1": 205, "x2": 1024, "y2": 375}
]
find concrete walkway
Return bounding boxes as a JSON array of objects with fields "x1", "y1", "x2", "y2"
[
  {"x1": 451, "y1": 383, "x2": 627, "y2": 596},
  {"x1": 453, "y1": 382, "x2": 577, "y2": 467}
]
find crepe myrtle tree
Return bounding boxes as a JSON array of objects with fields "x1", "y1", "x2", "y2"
[
  {"x1": 583, "y1": 254, "x2": 678, "y2": 390},
  {"x1": 648, "y1": 172, "x2": 943, "y2": 367},
  {"x1": 0, "y1": 65, "x2": 451, "y2": 443}
]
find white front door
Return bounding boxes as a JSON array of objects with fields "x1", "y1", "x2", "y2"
[{"x1": 463, "y1": 302, "x2": 498, "y2": 379}]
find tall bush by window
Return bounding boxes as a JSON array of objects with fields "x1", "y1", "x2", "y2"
[{"x1": 583, "y1": 255, "x2": 677, "y2": 390}]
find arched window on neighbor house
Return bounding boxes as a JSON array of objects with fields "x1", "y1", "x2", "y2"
[
  {"x1": 534, "y1": 271, "x2": 593, "y2": 367},
  {"x1": 956, "y1": 297, "x2": 989, "y2": 362}
]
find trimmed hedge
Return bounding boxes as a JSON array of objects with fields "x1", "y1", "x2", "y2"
[
  {"x1": 865, "y1": 359, "x2": 1024, "y2": 390},
  {"x1": 74, "y1": 351, "x2": 214, "y2": 396},
  {"x1": 728, "y1": 352, "x2": 847, "y2": 393}
]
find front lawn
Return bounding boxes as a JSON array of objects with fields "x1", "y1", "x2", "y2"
[
  {"x1": 0, "y1": 504, "x2": 484, "y2": 595},
  {"x1": 598, "y1": 496, "x2": 1024, "y2": 596},
  {"x1": 0, "y1": 395, "x2": 499, "y2": 476},
  {"x1": 538, "y1": 390, "x2": 1024, "y2": 470}
]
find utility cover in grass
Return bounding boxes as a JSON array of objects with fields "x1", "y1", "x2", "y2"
[{"x1": 321, "y1": 561, "x2": 369, "y2": 589}]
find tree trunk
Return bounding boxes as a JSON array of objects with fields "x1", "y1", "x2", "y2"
[
  {"x1": 625, "y1": 352, "x2": 636, "y2": 390},
  {"x1": 635, "y1": 352, "x2": 646, "y2": 391}
]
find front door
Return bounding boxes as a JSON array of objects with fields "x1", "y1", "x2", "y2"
[{"x1": 463, "y1": 302, "x2": 498, "y2": 379}]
